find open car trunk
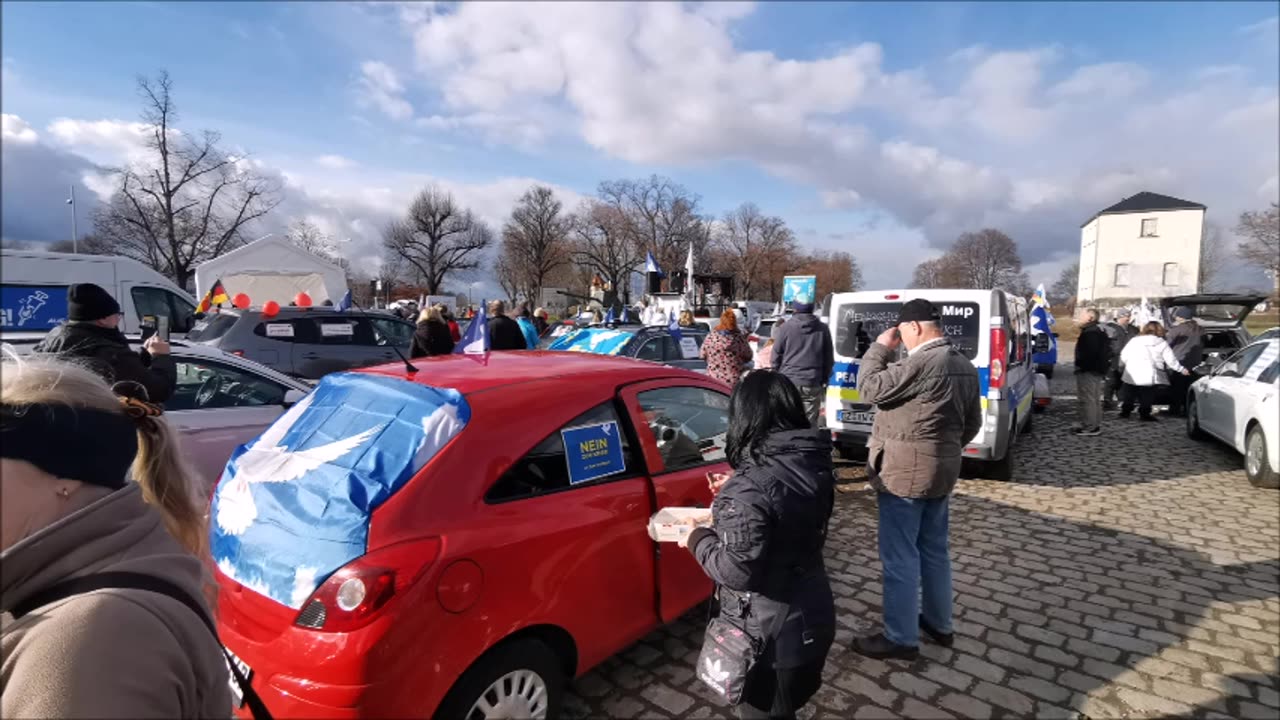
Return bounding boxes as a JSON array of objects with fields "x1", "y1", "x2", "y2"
[{"x1": 1161, "y1": 294, "x2": 1265, "y2": 327}]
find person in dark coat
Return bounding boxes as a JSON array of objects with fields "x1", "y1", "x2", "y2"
[
  {"x1": 1073, "y1": 308, "x2": 1111, "y2": 436},
  {"x1": 411, "y1": 307, "x2": 455, "y2": 357},
  {"x1": 770, "y1": 298, "x2": 834, "y2": 428},
  {"x1": 680, "y1": 371, "x2": 836, "y2": 720},
  {"x1": 1164, "y1": 307, "x2": 1203, "y2": 417},
  {"x1": 1102, "y1": 308, "x2": 1140, "y2": 410},
  {"x1": 486, "y1": 300, "x2": 528, "y2": 351},
  {"x1": 32, "y1": 283, "x2": 176, "y2": 403},
  {"x1": 532, "y1": 307, "x2": 550, "y2": 338}
]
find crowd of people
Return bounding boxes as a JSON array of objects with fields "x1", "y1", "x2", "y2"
[
  {"x1": 1073, "y1": 305, "x2": 1199, "y2": 434},
  {"x1": 6, "y1": 285, "x2": 983, "y2": 720}
]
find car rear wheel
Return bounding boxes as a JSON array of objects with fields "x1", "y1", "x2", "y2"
[
  {"x1": 1245, "y1": 425, "x2": 1279, "y2": 490},
  {"x1": 983, "y1": 417, "x2": 1016, "y2": 482},
  {"x1": 436, "y1": 638, "x2": 564, "y2": 720},
  {"x1": 1186, "y1": 397, "x2": 1207, "y2": 441}
]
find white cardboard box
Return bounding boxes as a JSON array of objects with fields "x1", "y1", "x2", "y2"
[{"x1": 648, "y1": 507, "x2": 713, "y2": 543}]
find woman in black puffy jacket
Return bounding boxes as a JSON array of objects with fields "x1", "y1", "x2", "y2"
[
  {"x1": 411, "y1": 307, "x2": 455, "y2": 358},
  {"x1": 680, "y1": 371, "x2": 836, "y2": 720}
]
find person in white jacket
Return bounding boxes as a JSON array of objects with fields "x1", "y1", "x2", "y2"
[{"x1": 1119, "y1": 321, "x2": 1190, "y2": 421}]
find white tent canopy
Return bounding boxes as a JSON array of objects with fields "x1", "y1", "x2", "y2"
[{"x1": 195, "y1": 236, "x2": 348, "y2": 307}]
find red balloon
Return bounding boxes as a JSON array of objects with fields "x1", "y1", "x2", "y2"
[
  {"x1": 295, "y1": 292, "x2": 313, "y2": 308},
  {"x1": 262, "y1": 300, "x2": 281, "y2": 318},
  {"x1": 232, "y1": 293, "x2": 251, "y2": 310}
]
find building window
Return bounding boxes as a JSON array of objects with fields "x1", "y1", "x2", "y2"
[
  {"x1": 1113, "y1": 264, "x2": 1131, "y2": 287},
  {"x1": 1140, "y1": 218, "x2": 1158, "y2": 237},
  {"x1": 1163, "y1": 262, "x2": 1179, "y2": 286}
]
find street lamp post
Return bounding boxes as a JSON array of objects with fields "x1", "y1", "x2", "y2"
[{"x1": 65, "y1": 185, "x2": 78, "y2": 253}]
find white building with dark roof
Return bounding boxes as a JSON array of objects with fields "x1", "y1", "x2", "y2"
[{"x1": 1077, "y1": 191, "x2": 1207, "y2": 303}]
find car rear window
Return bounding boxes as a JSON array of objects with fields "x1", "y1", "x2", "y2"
[
  {"x1": 834, "y1": 302, "x2": 981, "y2": 360},
  {"x1": 210, "y1": 373, "x2": 470, "y2": 609},
  {"x1": 547, "y1": 328, "x2": 637, "y2": 355},
  {"x1": 187, "y1": 313, "x2": 239, "y2": 342}
]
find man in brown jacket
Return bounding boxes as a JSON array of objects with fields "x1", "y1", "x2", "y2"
[{"x1": 851, "y1": 299, "x2": 981, "y2": 661}]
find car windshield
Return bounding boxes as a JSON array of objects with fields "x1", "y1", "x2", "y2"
[
  {"x1": 1183, "y1": 304, "x2": 1250, "y2": 324},
  {"x1": 187, "y1": 313, "x2": 239, "y2": 342}
]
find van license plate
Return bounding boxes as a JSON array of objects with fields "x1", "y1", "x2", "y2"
[
  {"x1": 225, "y1": 650, "x2": 253, "y2": 708},
  {"x1": 838, "y1": 410, "x2": 875, "y2": 425}
]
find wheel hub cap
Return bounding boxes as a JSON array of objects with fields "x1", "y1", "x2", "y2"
[
  {"x1": 468, "y1": 670, "x2": 548, "y2": 720},
  {"x1": 1247, "y1": 433, "x2": 1264, "y2": 476}
]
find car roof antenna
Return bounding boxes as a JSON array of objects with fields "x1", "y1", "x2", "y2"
[{"x1": 348, "y1": 297, "x2": 419, "y2": 374}]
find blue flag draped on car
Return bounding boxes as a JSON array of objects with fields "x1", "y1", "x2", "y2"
[
  {"x1": 210, "y1": 373, "x2": 471, "y2": 609},
  {"x1": 335, "y1": 289, "x2": 352, "y2": 313},
  {"x1": 454, "y1": 301, "x2": 488, "y2": 354}
]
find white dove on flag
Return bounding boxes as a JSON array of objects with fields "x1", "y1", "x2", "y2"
[{"x1": 216, "y1": 397, "x2": 385, "y2": 536}]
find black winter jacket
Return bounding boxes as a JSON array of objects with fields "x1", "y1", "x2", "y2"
[
  {"x1": 1103, "y1": 322, "x2": 1139, "y2": 370},
  {"x1": 487, "y1": 315, "x2": 527, "y2": 351},
  {"x1": 32, "y1": 322, "x2": 176, "y2": 402},
  {"x1": 687, "y1": 429, "x2": 836, "y2": 669},
  {"x1": 771, "y1": 313, "x2": 834, "y2": 387},
  {"x1": 1075, "y1": 322, "x2": 1112, "y2": 375},
  {"x1": 1165, "y1": 319, "x2": 1204, "y2": 367},
  {"x1": 411, "y1": 320, "x2": 455, "y2": 358}
]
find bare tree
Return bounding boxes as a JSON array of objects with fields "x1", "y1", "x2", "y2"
[
  {"x1": 714, "y1": 203, "x2": 798, "y2": 301},
  {"x1": 944, "y1": 229, "x2": 1028, "y2": 291},
  {"x1": 498, "y1": 185, "x2": 572, "y2": 303},
  {"x1": 1235, "y1": 202, "x2": 1280, "y2": 298},
  {"x1": 1197, "y1": 224, "x2": 1227, "y2": 292},
  {"x1": 569, "y1": 200, "x2": 644, "y2": 303},
  {"x1": 795, "y1": 250, "x2": 863, "y2": 296},
  {"x1": 383, "y1": 186, "x2": 494, "y2": 295},
  {"x1": 598, "y1": 175, "x2": 708, "y2": 277},
  {"x1": 1051, "y1": 261, "x2": 1079, "y2": 306},
  {"x1": 286, "y1": 218, "x2": 338, "y2": 261},
  {"x1": 911, "y1": 257, "x2": 961, "y2": 289},
  {"x1": 89, "y1": 71, "x2": 280, "y2": 289}
]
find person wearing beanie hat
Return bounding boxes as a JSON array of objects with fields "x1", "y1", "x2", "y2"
[
  {"x1": 849, "y1": 298, "x2": 981, "y2": 661},
  {"x1": 770, "y1": 293, "x2": 833, "y2": 426},
  {"x1": 32, "y1": 283, "x2": 176, "y2": 402},
  {"x1": 1164, "y1": 306, "x2": 1203, "y2": 417}
]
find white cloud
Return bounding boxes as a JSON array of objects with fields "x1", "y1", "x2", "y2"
[
  {"x1": 315, "y1": 154, "x2": 355, "y2": 169},
  {"x1": 1050, "y1": 62, "x2": 1150, "y2": 100},
  {"x1": 44, "y1": 117, "x2": 161, "y2": 166},
  {"x1": 2, "y1": 113, "x2": 38, "y2": 144},
  {"x1": 1238, "y1": 16, "x2": 1279, "y2": 38},
  {"x1": 357, "y1": 60, "x2": 413, "y2": 120}
]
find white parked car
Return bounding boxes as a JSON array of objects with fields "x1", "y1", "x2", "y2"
[
  {"x1": 1186, "y1": 338, "x2": 1280, "y2": 488},
  {"x1": 2, "y1": 335, "x2": 310, "y2": 493}
]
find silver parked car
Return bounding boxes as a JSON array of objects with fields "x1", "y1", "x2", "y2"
[{"x1": 185, "y1": 307, "x2": 416, "y2": 379}]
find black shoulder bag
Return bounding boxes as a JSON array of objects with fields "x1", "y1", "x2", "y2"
[
  {"x1": 696, "y1": 586, "x2": 762, "y2": 705},
  {"x1": 10, "y1": 571, "x2": 273, "y2": 720}
]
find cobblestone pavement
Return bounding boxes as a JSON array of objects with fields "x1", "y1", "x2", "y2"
[{"x1": 565, "y1": 364, "x2": 1280, "y2": 719}]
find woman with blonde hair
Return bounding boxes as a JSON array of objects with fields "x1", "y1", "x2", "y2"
[
  {"x1": 412, "y1": 306, "x2": 455, "y2": 358},
  {"x1": 1, "y1": 352, "x2": 234, "y2": 718},
  {"x1": 1119, "y1": 321, "x2": 1189, "y2": 421},
  {"x1": 700, "y1": 308, "x2": 755, "y2": 387}
]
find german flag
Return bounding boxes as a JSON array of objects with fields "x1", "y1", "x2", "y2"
[{"x1": 196, "y1": 278, "x2": 230, "y2": 314}]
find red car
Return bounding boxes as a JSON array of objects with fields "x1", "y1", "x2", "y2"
[{"x1": 213, "y1": 352, "x2": 731, "y2": 719}]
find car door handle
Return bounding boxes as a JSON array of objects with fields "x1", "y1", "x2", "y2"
[{"x1": 301, "y1": 352, "x2": 320, "y2": 359}]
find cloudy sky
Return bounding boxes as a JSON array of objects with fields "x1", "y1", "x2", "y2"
[{"x1": 3, "y1": 1, "x2": 1278, "y2": 292}]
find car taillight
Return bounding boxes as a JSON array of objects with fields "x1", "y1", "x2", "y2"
[
  {"x1": 229, "y1": 350, "x2": 245, "y2": 357},
  {"x1": 294, "y1": 537, "x2": 441, "y2": 633},
  {"x1": 989, "y1": 327, "x2": 1007, "y2": 389}
]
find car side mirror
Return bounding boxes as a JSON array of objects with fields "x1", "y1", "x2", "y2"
[
  {"x1": 1032, "y1": 334, "x2": 1050, "y2": 353},
  {"x1": 282, "y1": 388, "x2": 307, "y2": 408},
  {"x1": 1215, "y1": 361, "x2": 1240, "y2": 377}
]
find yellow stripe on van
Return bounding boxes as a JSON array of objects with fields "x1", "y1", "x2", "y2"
[{"x1": 827, "y1": 387, "x2": 861, "y2": 402}]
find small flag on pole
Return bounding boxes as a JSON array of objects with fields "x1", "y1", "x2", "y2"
[
  {"x1": 454, "y1": 301, "x2": 489, "y2": 354},
  {"x1": 604, "y1": 306, "x2": 616, "y2": 325},
  {"x1": 668, "y1": 308, "x2": 682, "y2": 343},
  {"x1": 196, "y1": 278, "x2": 230, "y2": 314},
  {"x1": 335, "y1": 289, "x2": 352, "y2": 312},
  {"x1": 645, "y1": 251, "x2": 664, "y2": 277}
]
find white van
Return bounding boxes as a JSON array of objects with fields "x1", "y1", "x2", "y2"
[
  {"x1": 824, "y1": 289, "x2": 1036, "y2": 480},
  {"x1": 1, "y1": 250, "x2": 198, "y2": 336}
]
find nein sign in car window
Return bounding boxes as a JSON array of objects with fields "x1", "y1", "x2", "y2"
[{"x1": 836, "y1": 301, "x2": 981, "y2": 360}]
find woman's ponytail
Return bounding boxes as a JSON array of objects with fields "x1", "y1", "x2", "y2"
[{"x1": 132, "y1": 414, "x2": 209, "y2": 560}]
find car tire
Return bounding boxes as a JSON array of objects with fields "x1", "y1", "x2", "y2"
[
  {"x1": 1186, "y1": 396, "x2": 1207, "y2": 441},
  {"x1": 983, "y1": 417, "x2": 1016, "y2": 482},
  {"x1": 434, "y1": 638, "x2": 564, "y2": 720},
  {"x1": 1245, "y1": 425, "x2": 1279, "y2": 490},
  {"x1": 1022, "y1": 407, "x2": 1034, "y2": 434}
]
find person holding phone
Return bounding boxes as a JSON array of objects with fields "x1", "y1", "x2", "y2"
[{"x1": 33, "y1": 284, "x2": 176, "y2": 403}]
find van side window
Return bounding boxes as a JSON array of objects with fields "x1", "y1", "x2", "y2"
[
  {"x1": 486, "y1": 402, "x2": 636, "y2": 502},
  {"x1": 131, "y1": 287, "x2": 172, "y2": 325}
]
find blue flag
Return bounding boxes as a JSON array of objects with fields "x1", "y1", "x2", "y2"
[
  {"x1": 604, "y1": 306, "x2": 616, "y2": 325},
  {"x1": 668, "y1": 308, "x2": 683, "y2": 343},
  {"x1": 335, "y1": 289, "x2": 352, "y2": 312},
  {"x1": 454, "y1": 300, "x2": 488, "y2": 354},
  {"x1": 621, "y1": 307, "x2": 631, "y2": 324},
  {"x1": 645, "y1": 251, "x2": 664, "y2": 277}
]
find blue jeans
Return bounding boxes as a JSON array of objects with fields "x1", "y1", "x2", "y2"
[{"x1": 877, "y1": 492, "x2": 953, "y2": 647}]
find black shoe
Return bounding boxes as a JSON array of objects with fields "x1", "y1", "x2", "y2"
[
  {"x1": 920, "y1": 617, "x2": 954, "y2": 647},
  {"x1": 851, "y1": 633, "x2": 919, "y2": 661}
]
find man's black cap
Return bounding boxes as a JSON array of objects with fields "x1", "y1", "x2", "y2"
[{"x1": 897, "y1": 298, "x2": 940, "y2": 324}]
